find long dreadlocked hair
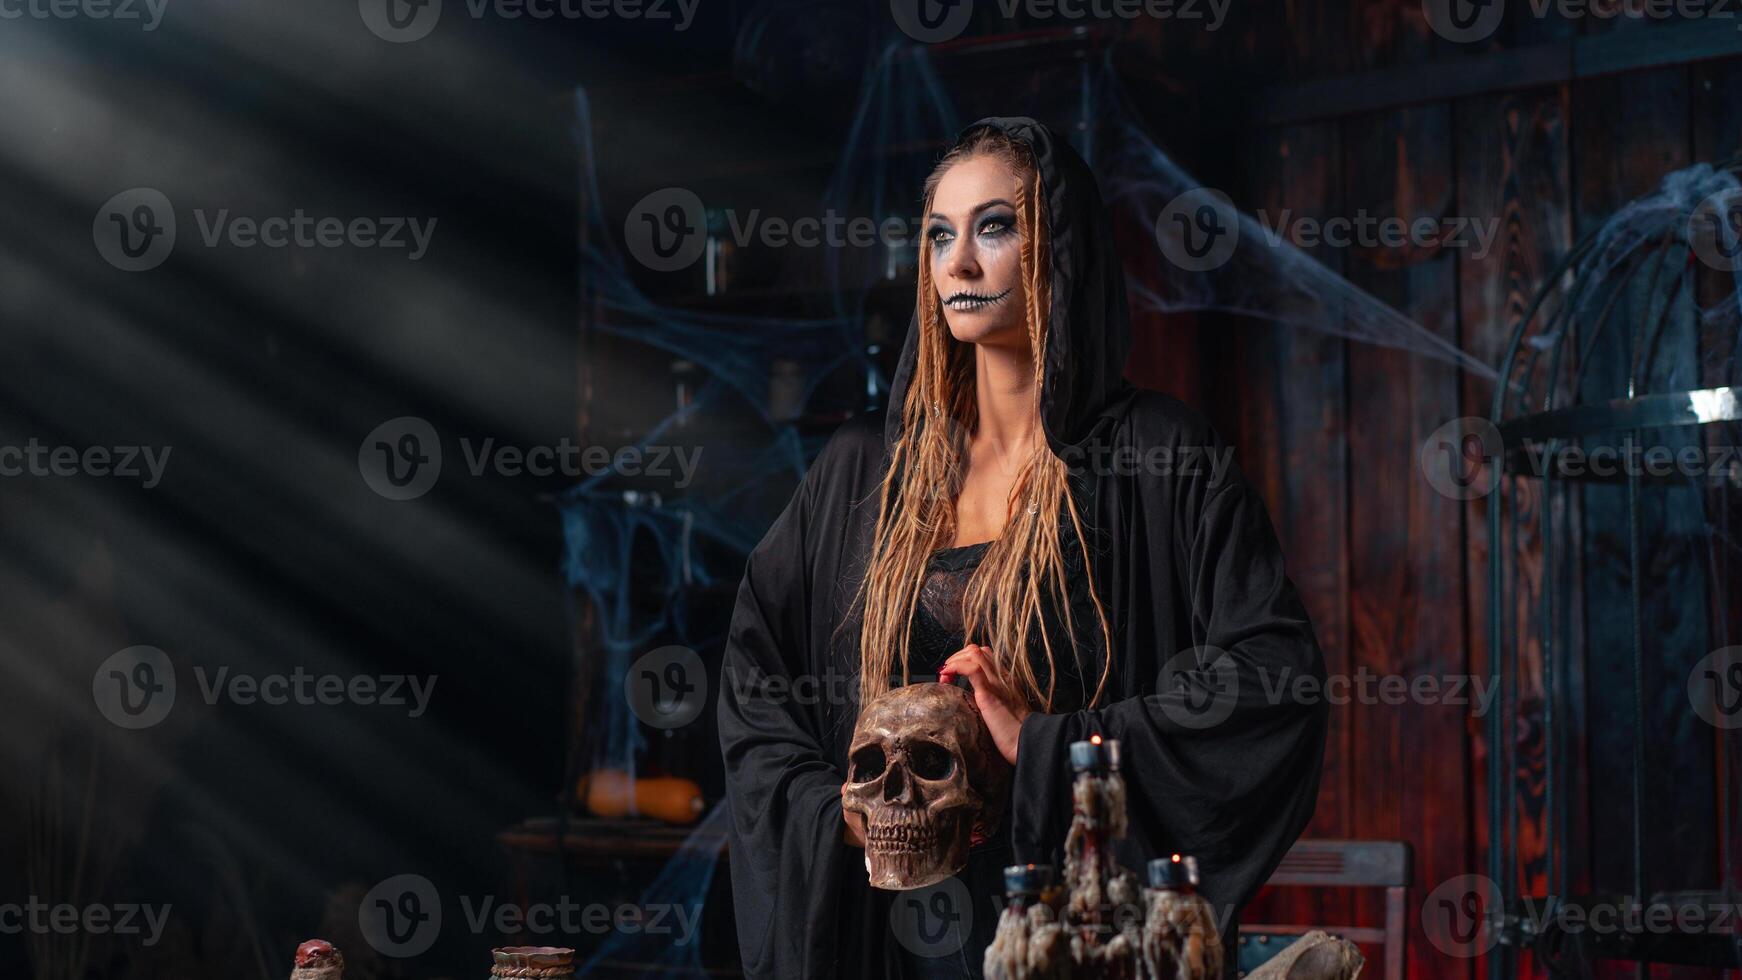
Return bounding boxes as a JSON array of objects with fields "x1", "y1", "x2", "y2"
[{"x1": 855, "y1": 127, "x2": 1113, "y2": 712}]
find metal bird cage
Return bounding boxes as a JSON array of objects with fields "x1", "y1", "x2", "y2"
[{"x1": 1484, "y1": 159, "x2": 1742, "y2": 977}]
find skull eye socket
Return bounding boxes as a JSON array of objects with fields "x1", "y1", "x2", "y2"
[
  {"x1": 908, "y1": 740, "x2": 955, "y2": 781},
  {"x1": 849, "y1": 745, "x2": 887, "y2": 782}
]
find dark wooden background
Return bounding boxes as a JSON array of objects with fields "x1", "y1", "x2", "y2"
[
  {"x1": 1120, "y1": 6, "x2": 1742, "y2": 978},
  {"x1": 570, "y1": 6, "x2": 1742, "y2": 976}
]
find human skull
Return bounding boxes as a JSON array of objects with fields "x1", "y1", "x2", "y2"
[{"x1": 843, "y1": 682, "x2": 1011, "y2": 890}]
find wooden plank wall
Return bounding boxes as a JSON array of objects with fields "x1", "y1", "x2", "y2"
[{"x1": 1125, "y1": 5, "x2": 1742, "y2": 978}]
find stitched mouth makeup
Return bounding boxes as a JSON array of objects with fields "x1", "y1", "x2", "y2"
[{"x1": 943, "y1": 287, "x2": 1013, "y2": 313}]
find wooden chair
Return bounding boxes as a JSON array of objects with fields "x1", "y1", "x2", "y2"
[{"x1": 1237, "y1": 840, "x2": 1412, "y2": 980}]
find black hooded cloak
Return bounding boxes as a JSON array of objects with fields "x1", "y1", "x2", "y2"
[{"x1": 717, "y1": 117, "x2": 1327, "y2": 979}]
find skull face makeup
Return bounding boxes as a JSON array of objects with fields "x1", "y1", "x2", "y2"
[{"x1": 843, "y1": 682, "x2": 1012, "y2": 890}]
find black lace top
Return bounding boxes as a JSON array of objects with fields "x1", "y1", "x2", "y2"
[
  {"x1": 895, "y1": 539, "x2": 1000, "y2": 980},
  {"x1": 907, "y1": 540, "x2": 992, "y2": 671}
]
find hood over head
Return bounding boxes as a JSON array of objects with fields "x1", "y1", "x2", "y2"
[{"x1": 884, "y1": 116, "x2": 1135, "y2": 457}]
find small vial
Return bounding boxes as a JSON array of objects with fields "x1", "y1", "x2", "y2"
[{"x1": 1147, "y1": 853, "x2": 1200, "y2": 893}]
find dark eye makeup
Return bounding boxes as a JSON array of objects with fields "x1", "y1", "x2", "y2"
[
  {"x1": 976, "y1": 211, "x2": 1014, "y2": 237},
  {"x1": 927, "y1": 209, "x2": 1015, "y2": 247}
]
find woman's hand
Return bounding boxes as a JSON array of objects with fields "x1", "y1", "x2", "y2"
[
  {"x1": 841, "y1": 784, "x2": 866, "y2": 847},
  {"x1": 938, "y1": 644, "x2": 1028, "y2": 765}
]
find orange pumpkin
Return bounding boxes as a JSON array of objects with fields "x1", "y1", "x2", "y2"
[{"x1": 578, "y1": 770, "x2": 704, "y2": 825}]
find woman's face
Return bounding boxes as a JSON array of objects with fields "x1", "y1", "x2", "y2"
[{"x1": 927, "y1": 153, "x2": 1027, "y2": 349}]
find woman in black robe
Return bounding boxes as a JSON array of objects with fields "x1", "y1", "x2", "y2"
[{"x1": 717, "y1": 116, "x2": 1327, "y2": 979}]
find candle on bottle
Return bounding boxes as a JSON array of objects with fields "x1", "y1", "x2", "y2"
[{"x1": 1147, "y1": 853, "x2": 1200, "y2": 892}]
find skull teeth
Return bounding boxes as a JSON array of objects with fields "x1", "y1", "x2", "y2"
[{"x1": 864, "y1": 821, "x2": 943, "y2": 852}]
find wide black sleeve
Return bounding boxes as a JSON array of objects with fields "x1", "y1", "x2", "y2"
[
  {"x1": 716, "y1": 452, "x2": 854, "y2": 979},
  {"x1": 1010, "y1": 458, "x2": 1328, "y2": 921}
]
